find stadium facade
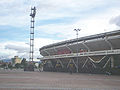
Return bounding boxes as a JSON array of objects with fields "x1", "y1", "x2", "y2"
[{"x1": 39, "y1": 30, "x2": 120, "y2": 74}]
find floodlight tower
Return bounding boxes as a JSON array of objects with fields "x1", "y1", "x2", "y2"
[
  {"x1": 74, "y1": 28, "x2": 81, "y2": 73},
  {"x1": 29, "y1": 6, "x2": 36, "y2": 61}
]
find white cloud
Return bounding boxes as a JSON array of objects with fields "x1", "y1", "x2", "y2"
[
  {"x1": 1, "y1": 0, "x2": 120, "y2": 26},
  {"x1": 36, "y1": 24, "x2": 76, "y2": 39},
  {"x1": 0, "y1": 41, "x2": 29, "y2": 59},
  {"x1": 0, "y1": 0, "x2": 30, "y2": 27},
  {"x1": 0, "y1": 43, "x2": 17, "y2": 59},
  {"x1": 76, "y1": 7, "x2": 120, "y2": 35},
  {"x1": 0, "y1": 0, "x2": 120, "y2": 60},
  {"x1": 36, "y1": 6, "x2": 120, "y2": 39},
  {"x1": 110, "y1": 15, "x2": 120, "y2": 27},
  {"x1": 5, "y1": 42, "x2": 29, "y2": 53},
  {"x1": 0, "y1": 38, "x2": 60, "y2": 60},
  {"x1": 0, "y1": 0, "x2": 15, "y2": 4}
]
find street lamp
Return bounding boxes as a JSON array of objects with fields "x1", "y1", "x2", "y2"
[{"x1": 74, "y1": 28, "x2": 81, "y2": 73}]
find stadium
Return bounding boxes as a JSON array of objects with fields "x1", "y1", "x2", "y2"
[{"x1": 39, "y1": 30, "x2": 120, "y2": 74}]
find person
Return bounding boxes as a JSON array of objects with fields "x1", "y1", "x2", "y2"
[
  {"x1": 39, "y1": 63, "x2": 43, "y2": 72},
  {"x1": 55, "y1": 63, "x2": 61, "y2": 72},
  {"x1": 69, "y1": 63, "x2": 74, "y2": 74},
  {"x1": 105, "y1": 71, "x2": 111, "y2": 75}
]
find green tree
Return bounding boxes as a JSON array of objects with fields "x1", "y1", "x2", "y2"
[
  {"x1": 21, "y1": 58, "x2": 27, "y2": 68},
  {"x1": 1, "y1": 63, "x2": 7, "y2": 69},
  {"x1": 8, "y1": 63, "x2": 13, "y2": 69},
  {"x1": 15, "y1": 63, "x2": 21, "y2": 68}
]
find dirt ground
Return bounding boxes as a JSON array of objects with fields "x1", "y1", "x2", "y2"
[{"x1": 0, "y1": 69, "x2": 120, "y2": 90}]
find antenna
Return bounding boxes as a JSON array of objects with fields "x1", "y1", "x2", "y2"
[{"x1": 29, "y1": 6, "x2": 36, "y2": 61}]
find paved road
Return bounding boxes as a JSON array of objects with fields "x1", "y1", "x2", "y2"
[{"x1": 0, "y1": 69, "x2": 120, "y2": 90}]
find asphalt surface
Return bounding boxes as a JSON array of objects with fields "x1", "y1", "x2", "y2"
[{"x1": 0, "y1": 69, "x2": 120, "y2": 90}]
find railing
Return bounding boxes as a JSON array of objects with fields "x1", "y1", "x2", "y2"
[{"x1": 40, "y1": 49, "x2": 120, "y2": 60}]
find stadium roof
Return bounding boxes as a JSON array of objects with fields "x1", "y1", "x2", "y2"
[{"x1": 40, "y1": 30, "x2": 120, "y2": 50}]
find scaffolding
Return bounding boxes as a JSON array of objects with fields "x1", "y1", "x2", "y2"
[{"x1": 29, "y1": 7, "x2": 36, "y2": 61}]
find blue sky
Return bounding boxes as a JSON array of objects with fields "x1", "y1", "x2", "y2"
[{"x1": 0, "y1": 0, "x2": 120, "y2": 60}]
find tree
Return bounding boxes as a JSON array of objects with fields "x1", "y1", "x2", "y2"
[
  {"x1": 15, "y1": 63, "x2": 21, "y2": 69},
  {"x1": 21, "y1": 58, "x2": 27, "y2": 68},
  {"x1": 8, "y1": 63, "x2": 13, "y2": 69},
  {"x1": 1, "y1": 63, "x2": 7, "y2": 69}
]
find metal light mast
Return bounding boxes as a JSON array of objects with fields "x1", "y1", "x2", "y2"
[
  {"x1": 74, "y1": 28, "x2": 81, "y2": 73},
  {"x1": 29, "y1": 6, "x2": 36, "y2": 61}
]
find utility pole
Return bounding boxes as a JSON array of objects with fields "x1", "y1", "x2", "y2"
[
  {"x1": 74, "y1": 28, "x2": 81, "y2": 73},
  {"x1": 29, "y1": 6, "x2": 36, "y2": 61}
]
